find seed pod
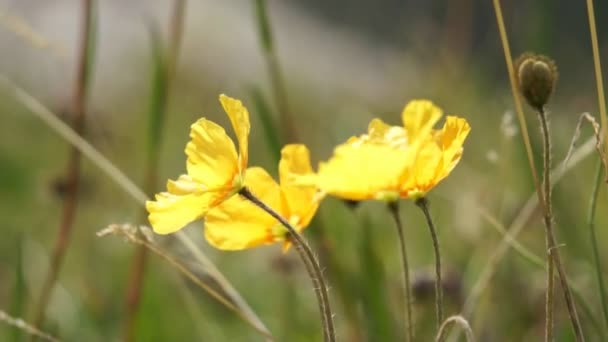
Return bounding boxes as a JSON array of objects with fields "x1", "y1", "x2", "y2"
[{"x1": 515, "y1": 53, "x2": 558, "y2": 111}]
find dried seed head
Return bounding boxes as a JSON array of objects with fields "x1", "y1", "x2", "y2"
[{"x1": 515, "y1": 53, "x2": 558, "y2": 111}]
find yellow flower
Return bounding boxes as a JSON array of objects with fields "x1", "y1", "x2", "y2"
[
  {"x1": 146, "y1": 94, "x2": 250, "y2": 234},
  {"x1": 204, "y1": 144, "x2": 321, "y2": 251},
  {"x1": 301, "y1": 100, "x2": 471, "y2": 201}
]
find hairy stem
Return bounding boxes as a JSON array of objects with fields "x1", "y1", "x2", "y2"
[
  {"x1": 538, "y1": 109, "x2": 555, "y2": 342},
  {"x1": 388, "y1": 201, "x2": 414, "y2": 342},
  {"x1": 31, "y1": 0, "x2": 93, "y2": 333},
  {"x1": 239, "y1": 187, "x2": 335, "y2": 342},
  {"x1": 415, "y1": 197, "x2": 443, "y2": 333},
  {"x1": 539, "y1": 109, "x2": 585, "y2": 341}
]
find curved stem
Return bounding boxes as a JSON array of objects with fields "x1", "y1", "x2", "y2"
[
  {"x1": 435, "y1": 315, "x2": 475, "y2": 342},
  {"x1": 239, "y1": 187, "x2": 335, "y2": 342},
  {"x1": 415, "y1": 197, "x2": 443, "y2": 333},
  {"x1": 588, "y1": 160, "x2": 608, "y2": 328},
  {"x1": 388, "y1": 201, "x2": 414, "y2": 342},
  {"x1": 539, "y1": 109, "x2": 585, "y2": 341}
]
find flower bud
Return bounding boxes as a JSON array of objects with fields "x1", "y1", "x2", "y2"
[{"x1": 515, "y1": 53, "x2": 558, "y2": 111}]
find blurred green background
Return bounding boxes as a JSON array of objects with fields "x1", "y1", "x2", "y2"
[{"x1": 1, "y1": 0, "x2": 608, "y2": 341}]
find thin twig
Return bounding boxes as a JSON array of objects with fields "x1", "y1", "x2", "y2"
[
  {"x1": 97, "y1": 224, "x2": 274, "y2": 340},
  {"x1": 539, "y1": 109, "x2": 585, "y2": 341},
  {"x1": 435, "y1": 315, "x2": 475, "y2": 342},
  {"x1": 472, "y1": 204, "x2": 605, "y2": 340},
  {"x1": 0, "y1": 8, "x2": 69, "y2": 59},
  {"x1": 415, "y1": 197, "x2": 443, "y2": 333},
  {"x1": 538, "y1": 109, "x2": 555, "y2": 342},
  {"x1": 239, "y1": 187, "x2": 335, "y2": 342},
  {"x1": 31, "y1": 0, "x2": 94, "y2": 332},
  {"x1": 461, "y1": 137, "x2": 597, "y2": 319},
  {"x1": 585, "y1": 0, "x2": 608, "y2": 156},
  {"x1": 388, "y1": 201, "x2": 414, "y2": 342},
  {"x1": 0, "y1": 310, "x2": 60, "y2": 342},
  {"x1": 492, "y1": 0, "x2": 546, "y2": 215},
  {"x1": 588, "y1": 161, "x2": 608, "y2": 328},
  {"x1": 562, "y1": 112, "x2": 607, "y2": 180}
]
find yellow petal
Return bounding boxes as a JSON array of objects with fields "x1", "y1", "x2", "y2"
[
  {"x1": 185, "y1": 118, "x2": 238, "y2": 188},
  {"x1": 167, "y1": 174, "x2": 205, "y2": 195},
  {"x1": 367, "y1": 118, "x2": 408, "y2": 147},
  {"x1": 435, "y1": 116, "x2": 471, "y2": 179},
  {"x1": 146, "y1": 190, "x2": 217, "y2": 235},
  {"x1": 219, "y1": 94, "x2": 250, "y2": 173},
  {"x1": 367, "y1": 118, "x2": 392, "y2": 139},
  {"x1": 399, "y1": 142, "x2": 443, "y2": 197},
  {"x1": 400, "y1": 116, "x2": 470, "y2": 197},
  {"x1": 279, "y1": 144, "x2": 320, "y2": 228},
  {"x1": 204, "y1": 167, "x2": 285, "y2": 250},
  {"x1": 401, "y1": 100, "x2": 442, "y2": 141},
  {"x1": 316, "y1": 142, "x2": 412, "y2": 200}
]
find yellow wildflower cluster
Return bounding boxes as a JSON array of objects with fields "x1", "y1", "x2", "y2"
[{"x1": 146, "y1": 94, "x2": 470, "y2": 250}]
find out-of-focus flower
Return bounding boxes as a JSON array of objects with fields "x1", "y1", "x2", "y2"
[
  {"x1": 298, "y1": 100, "x2": 471, "y2": 201},
  {"x1": 204, "y1": 144, "x2": 321, "y2": 251},
  {"x1": 146, "y1": 94, "x2": 250, "y2": 234}
]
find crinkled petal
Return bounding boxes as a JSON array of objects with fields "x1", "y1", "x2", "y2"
[
  {"x1": 400, "y1": 116, "x2": 470, "y2": 197},
  {"x1": 366, "y1": 118, "x2": 408, "y2": 147},
  {"x1": 167, "y1": 174, "x2": 205, "y2": 195},
  {"x1": 204, "y1": 167, "x2": 285, "y2": 250},
  {"x1": 402, "y1": 100, "x2": 442, "y2": 141},
  {"x1": 316, "y1": 142, "x2": 412, "y2": 200},
  {"x1": 146, "y1": 191, "x2": 217, "y2": 235},
  {"x1": 435, "y1": 116, "x2": 471, "y2": 179},
  {"x1": 186, "y1": 118, "x2": 238, "y2": 188},
  {"x1": 219, "y1": 94, "x2": 250, "y2": 173},
  {"x1": 279, "y1": 144, "x2": 321, "y2": 228},
  {"x1": 400, "y1": 142, "x2": 443, "y2": 197}
]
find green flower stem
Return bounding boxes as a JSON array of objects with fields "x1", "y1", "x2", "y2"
[
  {"x1": 588, "y1": 160, "x2": 608, "y2": 328},
  {"x1": 239, "y1": 187, "x2": 336, "y2": 342},
  {"x1": 538, "y1": 109, "x2": 585, "y2": 341},
  {"x1": 388, "y1": 201, "x2": 414, "y2": 342},
  {"x1": 415, "y1": 197, "x2": 444, "y2": 333}
]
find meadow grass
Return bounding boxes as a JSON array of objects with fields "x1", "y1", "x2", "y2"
[{"x1": 1, "y1": 1, "x2": 608, "y2": 341}]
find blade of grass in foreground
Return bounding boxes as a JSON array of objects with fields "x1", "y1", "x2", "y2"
[
  {"x1": 588, "y1": 161, "x2": 608, "y2": 329},
  {"x1": 0, "y1": 75, "x2": 273, "y2": 340},
  {"x1": 0, "y1": 310, "x2": 59, "y2": 342},
  {"x1": 253, "y1": 0, "x2": 297, "y2": 142},
  {"x1": 250, "y1": 86, "x2": 281, "y2": 162},
  {"x1": 10, "y1": 233, "x2": 25, "y2": 342}
]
